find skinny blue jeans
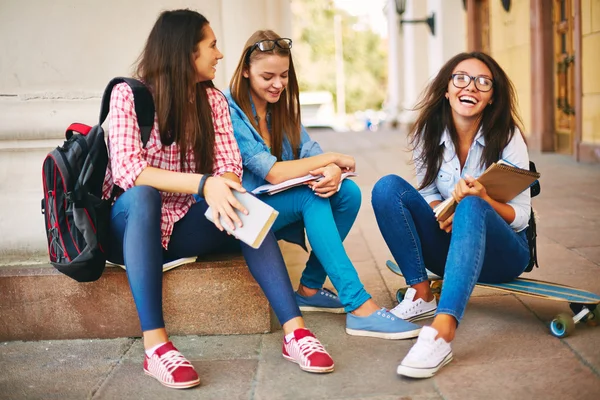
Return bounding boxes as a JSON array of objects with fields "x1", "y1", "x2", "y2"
[
  {"x1": 107, "y1": 185, "x2": 301, "y2": 332},
  {"x1": 262, "y1": 179, "x2": 371, "y2": 312},
  {"x1": 371, "y1": 175, "x2": 530, "y2": 323}
]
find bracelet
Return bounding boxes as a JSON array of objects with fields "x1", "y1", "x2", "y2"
[{"x1": 197, "y1": 175, "x2": 209, "y2": 198}]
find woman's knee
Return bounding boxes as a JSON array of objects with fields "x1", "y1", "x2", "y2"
[
  {"x1": 121, "y1": 186, "x2": 162, "y2": 217},
  {"x1": 336, "y1": 179, "x2": 362, "y2": 211},
  {"x1": 455, "y1": 196, "x2": 490, "y2": 216},
  {"x1": 371, "y1": 174, "x2": 411, "y2": 210}
]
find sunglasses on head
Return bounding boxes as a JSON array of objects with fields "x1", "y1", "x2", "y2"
[{"x1": 245, "y1": 38, "x2": 292, "y2": 64}]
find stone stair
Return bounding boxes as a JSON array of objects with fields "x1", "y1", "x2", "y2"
[{"x1": 0, "y1": 254, "x2": 273, "y2": 341}]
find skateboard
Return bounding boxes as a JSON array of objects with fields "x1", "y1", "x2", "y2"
[{"x1": 385, "y1": 260, "x2": 600, "y2": 338}]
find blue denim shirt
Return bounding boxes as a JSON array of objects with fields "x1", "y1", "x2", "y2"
[
  {"x1": 225, "y1": 89, "x2": 323, "y2": 248},
  {"x1": 224, "y1": 90, "x2": 323, "y2": 191},
  {"x1": 416, "y1": 127, "x2": 531, "y2": 232}
]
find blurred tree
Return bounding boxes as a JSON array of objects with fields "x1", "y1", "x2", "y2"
[{"x1": 291, "y1": 0, "x2": 388, "y2": 114}]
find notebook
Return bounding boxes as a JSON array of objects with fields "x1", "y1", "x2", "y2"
[
  {"x1": 251, "y1": 171, "x2": 358, "y2": 195},
  {"x1": 434, "y1": 160, "x2": 541, "y2": 221},
  {"x1": 204, "y1": 191, "x2": 279, "y2": 249}
]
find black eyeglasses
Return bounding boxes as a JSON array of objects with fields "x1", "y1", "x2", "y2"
[
  {"x1": 245, "y1": 38, "x2": 292, "y2": 63},
  {"x1": 451, "y1": 73, "x2": 494, "y2": 92}
]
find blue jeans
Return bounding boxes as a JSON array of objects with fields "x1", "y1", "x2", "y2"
[
  {"x1": 262, "y1": 179, "x2": 370, "y2": 312},
  {"x1": 371, "y1": 175, "x2": 530, "y2": 323},
  {"x1": 107, "y1": 186, "x2": 301, "y2": 332}
]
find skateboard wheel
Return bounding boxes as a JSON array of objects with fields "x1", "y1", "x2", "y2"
[
  {"x1": 549, "y1": 313, "x2": 576, "y2": 338},
  {"x1": 396, "y1": 288, "x2": 407, "y2": 303},
  {"x1": 430, "y1": 281, "x2": 442, "y2": 301}
]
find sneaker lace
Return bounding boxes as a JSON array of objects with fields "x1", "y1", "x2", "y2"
[
  {"x1": 158, "y1": 350, "x2": 192, "y2": 373},
  {"x1": 392, "y1": 298, "x2": 416, "y2": 315},
  {"x1": 297, "y1": 336, "x2": 327, "y2": 360}
]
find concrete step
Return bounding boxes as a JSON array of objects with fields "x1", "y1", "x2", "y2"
[{"x1": 0, "y1": 254, "x2": 273, "y2": 341}]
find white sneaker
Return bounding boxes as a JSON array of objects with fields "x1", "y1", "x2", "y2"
[
  {"x1": 390, "y1": 288, "x2": 437, "y2": 322},
  {"x1": 397, "y1": 326, "x2": 453, "y2": 379},
  {"x1": 106, "y1": 257, "x2": 197, "y2": 273}
]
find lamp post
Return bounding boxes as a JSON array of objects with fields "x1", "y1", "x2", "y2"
[{"x1": 395, "y1": 0, "x2": 436, "y2": 36}]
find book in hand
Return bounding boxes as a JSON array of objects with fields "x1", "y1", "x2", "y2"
[
  {"x1": 204, "y1": 191, "x2": 279, "y2": 249},
  {"x1": 433, "y1": 160, "x2": 541, "y2": 222},
  {"x1": 251, "y1": 171, "x2": 358, "y2": 195}
]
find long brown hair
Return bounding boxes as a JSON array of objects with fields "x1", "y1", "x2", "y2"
[
  {"x1": 135, "y1": 9, "x2": 214, "y2": 173},
  {"x1": 229, "y1": 30, "x2": 301, "y2": 160},
  {"x1": 411, "y1": 52, "x2": 525, "y2": 190}
]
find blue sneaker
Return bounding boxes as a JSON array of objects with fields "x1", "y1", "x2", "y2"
[
  {"x1": 346, "y1": 308, "x2": 422, "y2": 339},
  {"x1": 295, "y1": 288, "x2": 345, "y2": 314}
]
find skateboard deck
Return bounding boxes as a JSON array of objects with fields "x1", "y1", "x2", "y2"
[{"x1": 385, "y1": 260, "x2": 600, "y2": 338}]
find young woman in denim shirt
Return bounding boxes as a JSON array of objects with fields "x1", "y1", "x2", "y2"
[
  {"x1": 104, "y1": 11, "x2": 335, "y2": 388},
  {"x1": 371, "y1": 52, "x2": 532, "y2": 378},
  {"x1": 225, "y1": 29, "x2": 421, "y2": 340}
]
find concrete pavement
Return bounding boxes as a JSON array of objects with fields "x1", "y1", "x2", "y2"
[{"x1": 1, "y1": 128, "x2": 600, "y2": 400}]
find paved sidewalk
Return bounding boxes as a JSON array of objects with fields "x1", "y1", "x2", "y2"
[{"x1": 2, "y1": 128, "x2": 600, "y2": 400}]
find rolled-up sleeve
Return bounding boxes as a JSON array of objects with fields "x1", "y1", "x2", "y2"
[
  {"x1": 414, "y1": 147, "x2": 442, "y2": 203},
  {"x1": 229, "y1": 108, "x2": 277, "y2": 180},
  {"x1": 209, "y1": 89, "x2": 243, "y2": 179},
  {"x1": 502, "y1": 128, "x2": 531, "y2": 231},
  {"x1": 107, "y1": 84, "x2": 149, "y2": 191},
  {"x1": 299, "y1": 125, "x2": 323, "y2": 158}
]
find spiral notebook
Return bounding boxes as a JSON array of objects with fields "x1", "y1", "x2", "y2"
[{"x1": 434, "y1": 160, "x2": 541, "y2": 221}]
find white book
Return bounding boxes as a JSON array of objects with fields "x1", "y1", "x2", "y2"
[
  {"x1": 251, "y1": 171, "x2": 358, "y2": 195},
  {"x1": 204, "y1": 191, "x2": 279, "y2": 249}
]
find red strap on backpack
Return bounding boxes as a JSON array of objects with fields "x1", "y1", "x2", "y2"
[{"x1": 65, "y1": 123, "x2": 92, "y2": 139}]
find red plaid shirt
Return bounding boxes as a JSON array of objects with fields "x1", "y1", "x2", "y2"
[{"x1": 102, "y1": 83, "x2": 243, "y2": 248}]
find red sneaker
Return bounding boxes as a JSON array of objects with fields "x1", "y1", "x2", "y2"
[
  {"x1": 282, "y1": 328, "x2": 335, "y2": 373},
  {"x1": 143, "y1": 342, "x2": 200, "y2": 389}
]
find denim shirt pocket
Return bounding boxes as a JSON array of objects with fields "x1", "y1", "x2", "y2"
[
  {"x1": 436, "y1": 167, "x2": 455, "y2": 199},
  {"x1": 436, "y1": 168, "x2": 453, "y2": 183}
]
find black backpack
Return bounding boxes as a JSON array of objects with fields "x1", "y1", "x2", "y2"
[
  {"x1": 41, "y1": 78, "x2": 154, "y2": 282},
  {"x1": 524, "y1": 161, "x2": 541, "y2": 272}
]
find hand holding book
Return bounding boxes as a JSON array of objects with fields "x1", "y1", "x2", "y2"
[
  {"x1": 251, "y1": 171, "x2": 358, "y2": 196},
  {"x1": 308, "y1": 163, "x2": 349, "y2": 198},
  {"x1": 433, "y1": 160, "x2": 540, "y2": 222},
  {"x1": 204, "y1": 191, "x2": 279, "y2": 249},
  {"x1": 202, "y1": 176, "x2": 249, "y2": 232}
]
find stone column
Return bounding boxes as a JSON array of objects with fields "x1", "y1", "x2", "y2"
[
  {"x1": 399, "y1": 0, "x2": 430, "y2": 125},
  {"x1": 386, "y1": 0, "x2": 403, "y2": 127},
  {"x1": 427, "y1": 0, "x2": 467, "y2": 77},
  {"x1": 529, "y1": 0, "x2": 555, "y2": 152}
]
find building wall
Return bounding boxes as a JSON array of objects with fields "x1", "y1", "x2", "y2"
[
  {"x1": 0, "y1": 0, "x2": 290, "y2": 141},
  {"x1": 0, "y1": 0, "x2": 290, "y2": 255},
  {"x1": 581, "y1": 0, "x2": 600, "y2": 144},
  {"x1": 488, "y1": 0, "x2": 532, "y2": 136}
]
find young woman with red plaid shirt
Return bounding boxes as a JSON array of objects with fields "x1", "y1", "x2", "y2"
[{"x1": 103, "y1": 10, "x2": 334, "y2": 389}]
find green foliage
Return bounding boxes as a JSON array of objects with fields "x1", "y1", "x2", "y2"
[{"x1": 291, "y1": 0, "x2": 387, "y2": 114}]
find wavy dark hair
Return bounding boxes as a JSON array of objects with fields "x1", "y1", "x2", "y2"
[
  {"x1": 411, "y1": 52, "x2": 525, "y2": 190},
  {"x1": 135, "y1": 9, "x2": 214, "y2": 173},
  {"x1": 229, "y1": 30, "x2": 301, "y2": 160}
]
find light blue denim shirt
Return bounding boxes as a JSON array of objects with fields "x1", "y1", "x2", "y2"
[
  {"x1": 224, "y1": 90, "x2": 323, "y2": 191},
  {"x1": 416, "y1": 127, "x2": 531, "y2": 232}
]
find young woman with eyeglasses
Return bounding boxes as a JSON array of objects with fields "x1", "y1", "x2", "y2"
[
  {"x1": 371, "y1": 52, "x2": 532, "y2": 378},
  {"x1": 225, "y1": 29, "x2": 422, "y2": 341},
  {"x1": 104, "y1": 11, "x2": 336, "y2": 389}
]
